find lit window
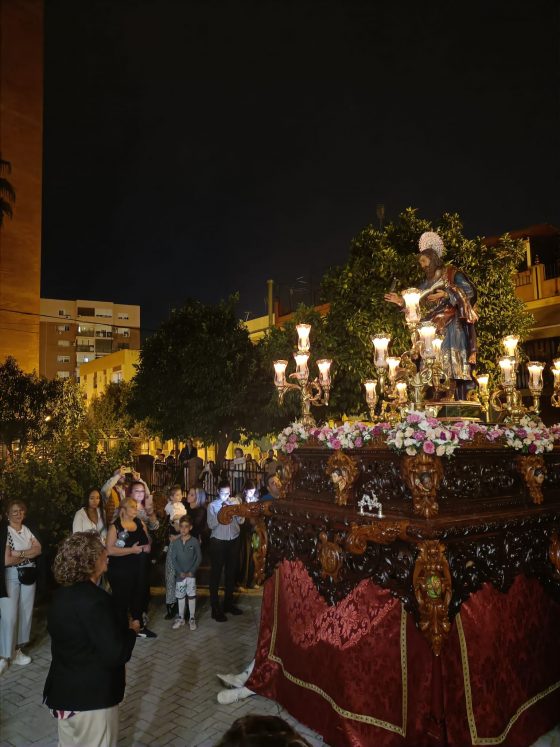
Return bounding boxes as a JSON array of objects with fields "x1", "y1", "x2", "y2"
[
  {"x1": 57, "y1": 355, "x2": 70, "y2": 363},
  {"x1": 117, "y1": 312, "x2": 129, "y2": 320},
  {"x1": 57, "y1": 340, "x2": 70, "y2": 347},
  {"x1": 56, "y1": 371, "x2": 70, "y2": 379}
]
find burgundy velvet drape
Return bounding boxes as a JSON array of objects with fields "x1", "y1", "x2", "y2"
[{"x1": 248, "y1": 560, "x2": 560, "y2": 747}]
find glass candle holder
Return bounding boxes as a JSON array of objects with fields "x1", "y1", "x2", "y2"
[
  {"x1": 402, "y1": 289, "x2": 421, "y2": 324},
  {"x1": 498, "y1": 356, "x2": 515, "y2": 386},
  {"x1": 396, "y1": 381, "x2": 408, "y2": 403},
  {"x1": 419, "y1": 322, "x2": 436, "y2": 358},
  {"x1": 372, "y1": 334, "x2": 391, "y2": 368},
  {"x1": 502, "y1": 335, "x2": 519, "y2": 358},
  {"x1": 273, "y1": 360, "x2": 288, "y2": 388},
  {"x1": 296, "y1": 323, "x2": 311, "y2": 352},
  {"x1": 527, "y1": 361, "x2": 544, "y2": 392},
  {"x1": 387, "y1": 356, "x2": 400, "y2": 383}
]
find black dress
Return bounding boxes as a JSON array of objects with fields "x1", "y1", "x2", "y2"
[{"x1": 107, "y1": 517, "x2": 150, "y2": 625}]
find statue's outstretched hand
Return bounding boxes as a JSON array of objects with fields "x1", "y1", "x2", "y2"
[{"x1": 384, "y1": 292, "x2": 403, "y2": 307}]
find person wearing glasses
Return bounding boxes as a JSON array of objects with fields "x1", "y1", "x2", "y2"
[{"x1": 0, "y1": 500, "x2": 42, "y2": 676}]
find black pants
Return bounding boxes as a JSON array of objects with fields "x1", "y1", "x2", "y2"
[
  {"x1": 209, "y1": 536, "x2": 239, "y2": 610},
  {"x1": 107, "y1": 556, "x2": 148, "y2": 626}
]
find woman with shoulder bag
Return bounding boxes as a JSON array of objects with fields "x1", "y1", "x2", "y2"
[{"x1": 0, "y1": 499, "x2": 42, "y2": 675}]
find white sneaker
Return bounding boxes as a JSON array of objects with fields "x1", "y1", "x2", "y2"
[
  {"x1": 13, "y1": 649, "x2": 31, "y2": 666},
  {"x1": 189, "y1": 618, "x2": 197, "y2": 631},
  {"x1": 0, "y1": 658, "x2": 9, "y2": 676},
  {"x1": 217, "y1": 666, "x2": 252, "y2": 688},
  {"x1": 217, "y1": 686, "x2": 254, "y2": 704},
  {"x1": 172, "y1": 617, "x2": 185, "y2": 630}
]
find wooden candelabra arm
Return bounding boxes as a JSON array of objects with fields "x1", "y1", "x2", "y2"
[
  {"x1": 217, "y1": 501, "x2": 272, "y2": 525},
  {"x1": 345, "y1": 520, "x2": 410, "y2": 554}
]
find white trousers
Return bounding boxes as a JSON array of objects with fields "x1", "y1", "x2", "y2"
[
  {"x1": 57, "y1": 705, "x2": 119, "y2": 747},
  {"x1": 0, "y1": 567, "x2": 35, "y2": 659}
]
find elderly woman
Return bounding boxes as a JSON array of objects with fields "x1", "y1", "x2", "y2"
[
  {"x1": 106, "y1": 497, "x2": 155, "y2": 638},
  {"x1": 0, "y1": 499, "x2": 42, "y2": 676},
  {"x1": 44, "y1": 532, "x2": 137, "y2": 747}
]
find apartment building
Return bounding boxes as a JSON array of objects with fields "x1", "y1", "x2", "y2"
[
  {"x1": 80, "y1": 348, "x2": 140, "y2": 406},
  {"x1": 39, "y1": 298, "x2": 140, "y2": 380}
]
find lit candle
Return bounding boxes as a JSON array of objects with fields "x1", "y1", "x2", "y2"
[
  {"x1": 401, "y1": 289, "x2": 421, "y2": 324},
  {"x1": 419, "y1": 323, "x2": 436, "y2": 357},
  {"x1": 372, "y1": 334, "x2": 391, "y2": 368},
  {"x1": 296, "y1": 323, "x2": 311, "y2": 352},
  {"x1": 294, "y1": 352, "x2": 309, "y2": 380},
  {"x1": 396, "y1": 382, "x2": 408, "y2": 403},
  {"x1": 432, "y1": 336, "x2": 443, "y2": 359},
  {"x1": 476, "y1": 374, "x2": 489, "y2": 394},
  {"x1": 502, "y1": 335, "x2": 519, "y2": 358},
  {"x1": 527, "y1": 361, "x2": 544, "y2": 392},
  {"x1": 316, "y1": 359, "x2": 332, "y2": 388},
  {"x1": 553, "y1": 368, "x2": 560, "y2": 386},
  {"x1": 273, "y1": 360, "x2": 288, "y2": 388},
  {"x1": 364, "y1": 379, "x2": 377, "y2": 406},
  {"x1": 387, "y1": 356, "x2": 400, "y2": 383},
  {"x1": 498, "y1": 357, "x2": 514, "y2": 385},
  {"x1": 553, "y1": 358, "x2": 560, "y2": 372}
]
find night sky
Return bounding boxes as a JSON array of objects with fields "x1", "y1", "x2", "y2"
[{"x1": 41, "y1": 0, "x2": 560, "y2": 332}]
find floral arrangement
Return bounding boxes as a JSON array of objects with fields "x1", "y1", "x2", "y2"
[
  {"x1": 501, "y1": 416, "x2": 554, "y2": 455},
  {"x1": 274, "y1": 422, "x2": 310, "y2": 454},
  {"x1": 385, "y1": 410, "x2": 461, "y2": 457},
  {"x1": 274, "y1": 416, "x2": 560, "y2": 455},
  {"x1": 309, "y1": 421, "x2": 391, "y2": 450}
]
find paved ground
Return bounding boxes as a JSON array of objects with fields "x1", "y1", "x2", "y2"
[
  {"x1": 1, "y1": 590, "x2": 558, "y2": 747},
  {"x1": 0, "y1": 590, "x2": 326, "y2": 747}
]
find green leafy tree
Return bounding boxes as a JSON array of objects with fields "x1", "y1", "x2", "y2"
[
  {"x1": 321, "y1": 208, "x2": 532, "y2": 416},
  {"x1": 0, "y1": 357, "x2": 85, "y2": 454},
  {"x1": 0, "y1": 156, "x2": 15, "y2": 226},
  {"x1": 129, "y1": 296, "x2": 265, "y2": 461}
]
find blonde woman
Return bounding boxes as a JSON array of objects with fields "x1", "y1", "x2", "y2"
[{"x1": 106, "y1": 498, "x2": 156, "y2": 638}]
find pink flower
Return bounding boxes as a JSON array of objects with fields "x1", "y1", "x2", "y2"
[
  {"x1": 528, "y1": 443, "x2": 537, "y2": 454},
  {"x1": 423, "y1": 441, "x2": 435, "y2": 454},
  {"x1": 407, "y1": 413, "x2": 421, "y2": 424},
  {"x1": 354, "y1": 437, "x2": 363, "y2": 448},
  {"x1": 288, "y1": 434, "x2": 297, "y2": 443},
  {"x1": 414, "y1": 430, "x2": 426, "y2": 441},
  {"x1": 330, "y1": 438, "x2": 342, "y2": 449},
  {"x1": 286, "y1": 443, "x2": 295, "y2": 453}
]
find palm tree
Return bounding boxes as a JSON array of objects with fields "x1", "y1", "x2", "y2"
[{"x1": 0, "y1": 156, "x2": 16, "y2": 227}]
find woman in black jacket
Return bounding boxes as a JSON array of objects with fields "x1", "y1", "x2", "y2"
[{"x1": 44, "y1": 532, "x2": 138, "y2": 747}]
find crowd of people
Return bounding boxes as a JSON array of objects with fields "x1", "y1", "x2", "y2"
[{"x1": 0, "y1": 444, "x2": 283, "y2": 745}]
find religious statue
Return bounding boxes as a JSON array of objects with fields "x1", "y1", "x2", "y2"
[{"x1": 385, "y1": 231, "x2": 478, "y2": 400}]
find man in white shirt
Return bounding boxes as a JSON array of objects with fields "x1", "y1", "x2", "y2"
[{"x1": 207, "y1": 481, "x2": 245, "y2": 622}]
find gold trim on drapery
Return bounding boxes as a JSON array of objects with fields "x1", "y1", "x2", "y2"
[
  {"x1": 456, "y1": 614, "x2": 560, "y2": 745},
  {"x1": 267, "y1": 568, "x2": 408, "y2": 736}
]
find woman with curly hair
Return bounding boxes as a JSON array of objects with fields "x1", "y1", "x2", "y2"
[{"x1": 44, "y1": 532, "x2": 137, "y2": 747}]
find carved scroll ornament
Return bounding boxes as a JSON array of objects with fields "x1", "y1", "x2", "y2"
[
  {"x1": 325, "y1": 451, "x2": 359, "y2": 506},
  {"x1": 317, "y1": 531, "x2": 344, "y2": 582},
  {"x1": 277, "y1": 454, "x2": 299, "y2": 499},
  {"x1": 345, "y1": 521, "x2": 409, "y2": 555},
  {"x1": 412, "y1": 540, "x2": 452, "y2": 656},
  {"x1": 516, "y1": 455, "x2": 546, "y2": 505},
  {"x1": 550, "y1": 529, "x2": 560, "y2": 575},
  {"x1": 252, "y1": 519, "x2": 268, "y2": 585},
  {"x1": 401, "y1": 452, "x2": 444, "y2": 519}
]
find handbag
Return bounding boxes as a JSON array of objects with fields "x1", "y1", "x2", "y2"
[{"x1": 17, "y1": 566, "x2": 37, "y2": 585}]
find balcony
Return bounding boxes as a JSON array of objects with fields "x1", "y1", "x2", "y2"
[{"x1": 514, "y1": 262, "x2": 560, "y2": 340}]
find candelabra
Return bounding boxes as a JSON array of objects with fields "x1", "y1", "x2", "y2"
[
  {"x1": 489, "y1": 355, "x2": 526, "y2": 423},
  {"x1": 527, "y1": 361, "x2": 545, "y2": 415},
  {"x1": 553, "y1": 359, "x2": 560, "y2": 408},
  {"x1": 273, "y1": 323, "x2": 332, "y2": 428}
]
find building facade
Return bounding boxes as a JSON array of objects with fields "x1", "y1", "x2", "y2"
[
  {"x1": 79, "y1": 348, "x2": 140, "y2": 407},
  {"x1": 0, "y1": 0, "x2": 43, "y2": 372},
  {"x1": 39, "y1": 298, "x2": 140, "y2": 380}
]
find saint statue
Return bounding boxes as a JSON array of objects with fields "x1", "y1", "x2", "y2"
[{"x1": 385, "y1": 232, "x2": 478, "y2": 400}]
